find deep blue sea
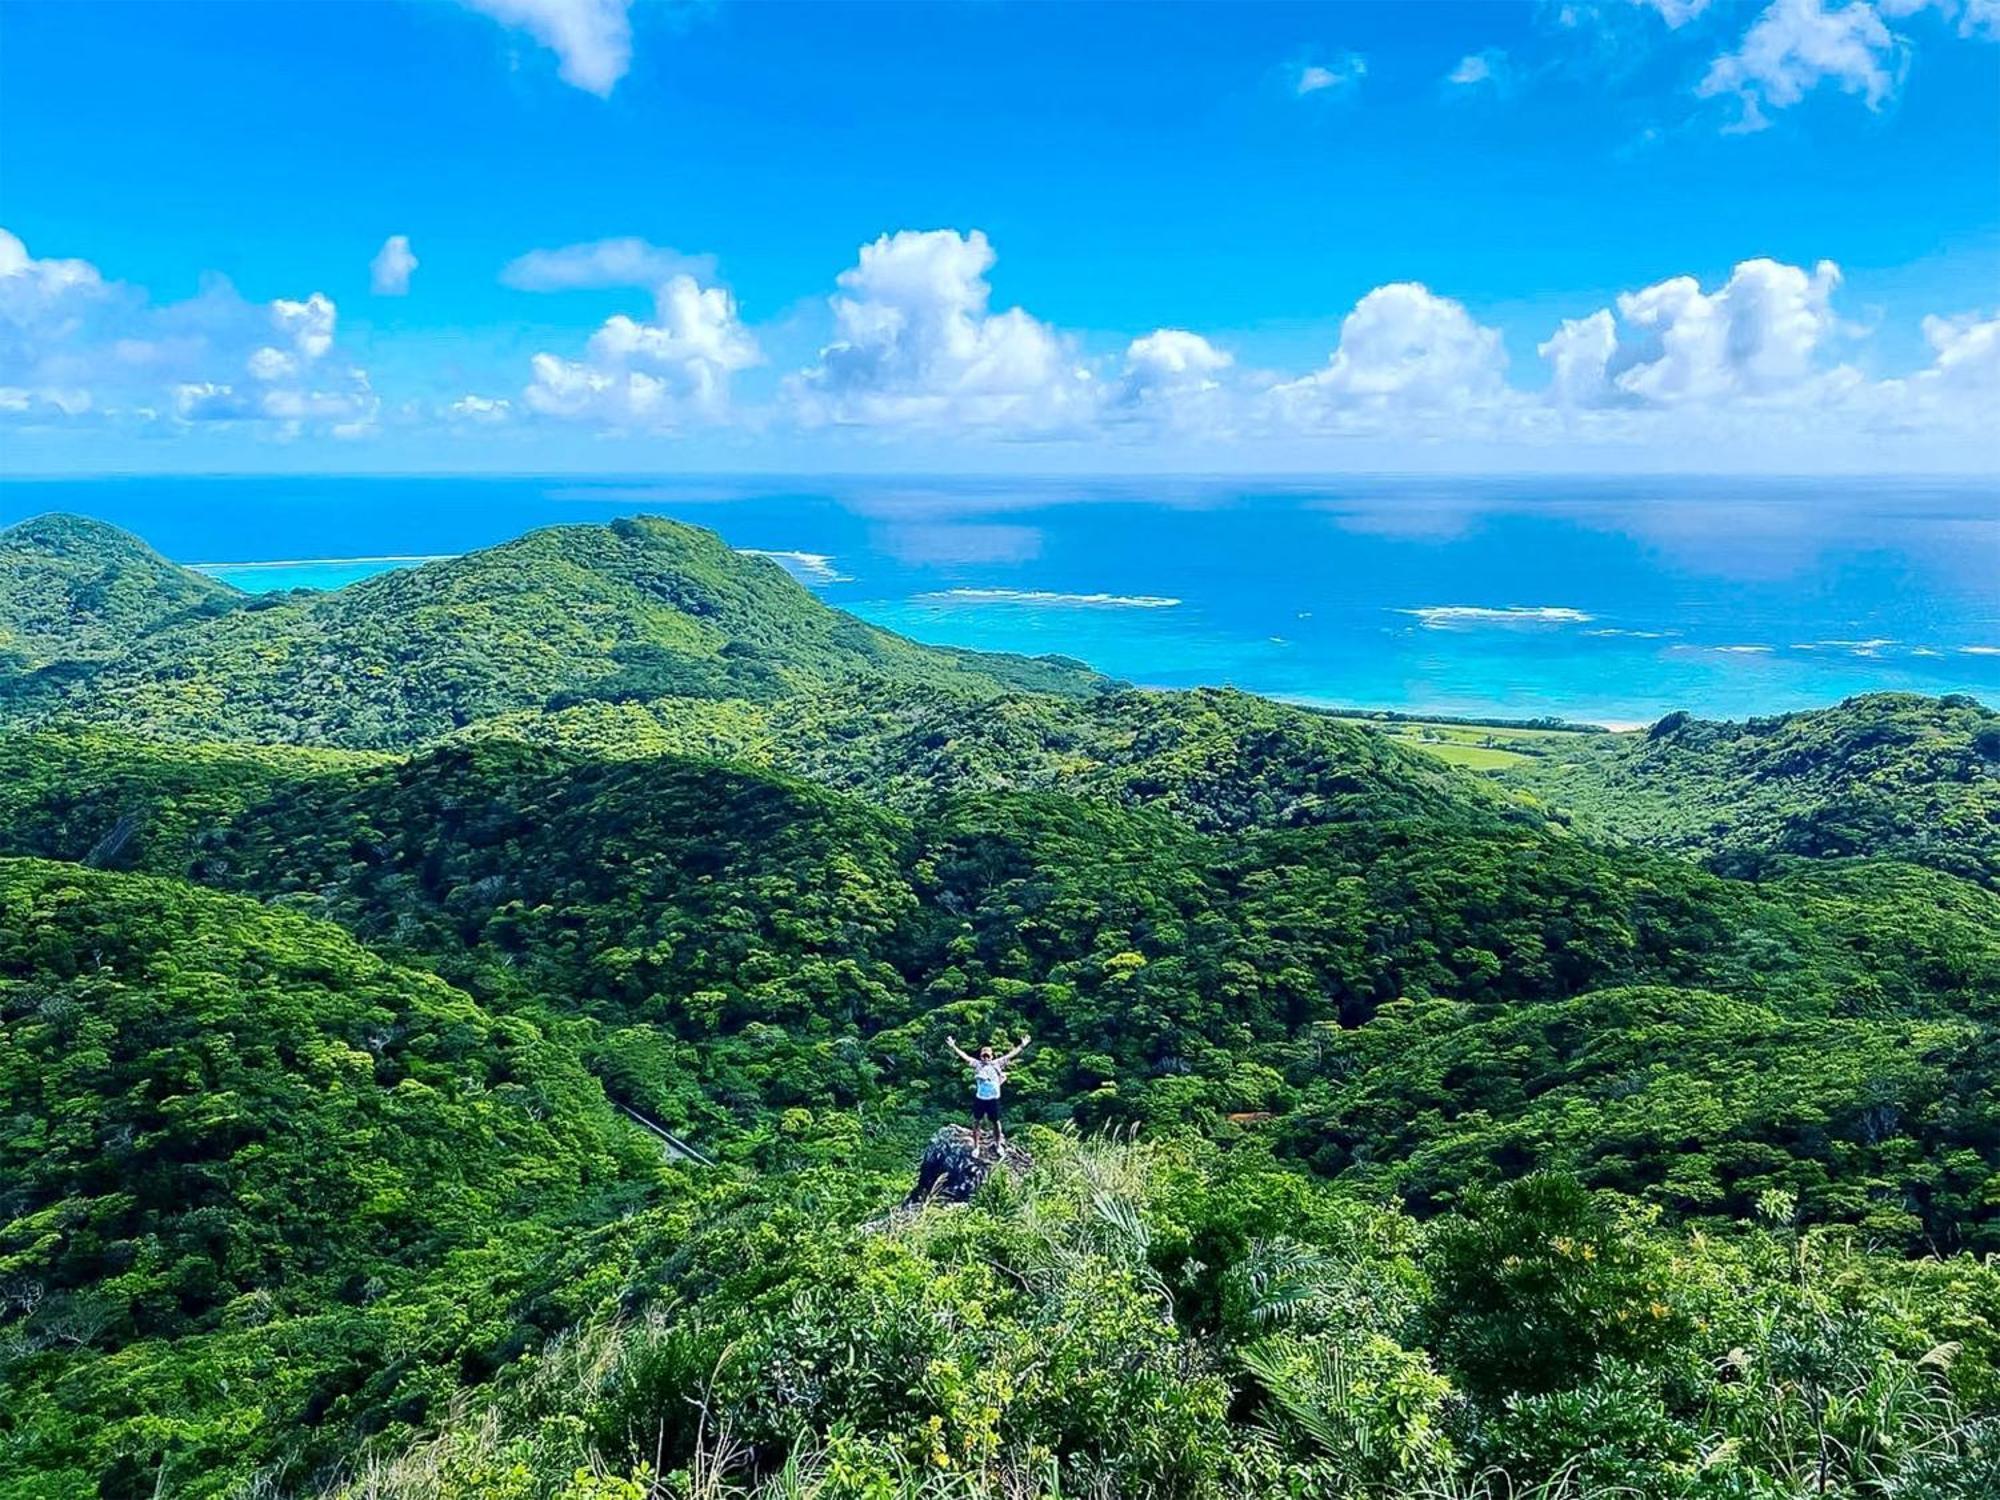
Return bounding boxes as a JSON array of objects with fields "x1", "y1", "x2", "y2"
[{"x1": 5, "y1": 475, "x2": 1996, "y2": 725}]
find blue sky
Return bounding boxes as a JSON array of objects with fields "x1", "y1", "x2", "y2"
[{"x1": 1, "y1": 0, "x2": 1996, "y2": 473}]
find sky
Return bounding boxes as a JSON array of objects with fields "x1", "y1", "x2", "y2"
[{"x1": 0, "y1": 0, "x2": 1996, "y2": 475}]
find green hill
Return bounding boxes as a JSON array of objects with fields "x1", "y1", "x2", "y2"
[
  {"x1": 0, "y1": 728, "x2": 382, "y2": 874},
  {"x1": 3, "y1": 728, "x2": 1994, "y2": 1252},
  {"x1": 0, "y1": 513, "x2": 238, "y2": 675},
  {"x1": 3, "y1": 510, "x2": 1997, "y2": 1500},
  {"x1": 0, "y1": 858, "x2": 641, "y2": 1341},
  {"x1": 1505, "y1": 692, "x2": 2000, "y2": 884},
  {"x1": 0, "y1": 516, "x2": 1109, "y2": 748},
  {"x1": 0, "y1": 858, "x2": 664, "y2": 1495},
  {"x1": 455, "y1": 680, "x2": 1526, "y2": 832}
]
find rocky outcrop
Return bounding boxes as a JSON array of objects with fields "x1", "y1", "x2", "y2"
[{"x1": 903, "y1": 1125, "x2": 1032, "y2": 1208}]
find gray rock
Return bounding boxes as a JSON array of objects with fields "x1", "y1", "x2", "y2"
[{"x1": 903, "y1": 1124, "x2": 1031, "y2": 1208}]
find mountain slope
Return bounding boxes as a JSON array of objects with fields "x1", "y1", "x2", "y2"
[
  {"x1": 1504, "y1": 693, "x2": 2000, "y2": 884},
  {"x1": 0, "y1": 728, "x2": 382, "y2": 874},
  {"x1": 2, "y1": 516, "x2": 1109, "y2": 747},
  {"x1": 0, "y1": 858, "x2": 664, "y2": 1496},
  {"x1": 5, "y1": 727, "x2": 1995, "y2": 1243},
  {"x1": 0, "y1": 513, "x2": 239, "y2": 674},
  {"x1": 456, "y1": 680, "x2": 1530, "y2": 832},
  {"x1": 0, "y1": 858, "x2": 642, "y2": 1344}
]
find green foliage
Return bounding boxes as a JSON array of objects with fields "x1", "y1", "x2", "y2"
[
  {"x1": 1422, "y1": 1174, "x2": 1690, "y2": 1399},
  {"x1": 458, "y1": 680, "x2": 1525, "y2": 835},
  {"x1": 1507, "y1": 692, "x2": 2000, "y2": 885},
  {"x1": 2, "y1": 727, "x2": 1995, "y2": 1243},
  {"x1": 0, "y1": 514, "x2": 239, "y2": 674},
  {"x1": 0, "y1": 859, "x2": 641, "y2": 1340},
  {"x1": 1, "y1": 517, "x2": 1107, "y2": 748},
  {"x1": 311, "y1": 1138, "x2": 2000, "y2": 1500},
  {"x1": 1, "y1": 511, "x2": 1994, "y2": 1498},
  {"x1": 0, "y1": 727, "x2": 380, "y2": 874}
]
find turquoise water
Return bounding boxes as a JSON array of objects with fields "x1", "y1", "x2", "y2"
[{"x1": 6, "y1": 475, "x2": 1995, "y2": 725}]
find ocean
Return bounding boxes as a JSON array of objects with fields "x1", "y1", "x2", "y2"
[{"x1": 4, "y1": 474, "x2": 1996, "y2": 726}]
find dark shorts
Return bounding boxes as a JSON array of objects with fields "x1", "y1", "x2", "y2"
[{"x1": 972, "y1": 1096, "x2": 1001, "y2": 1123}]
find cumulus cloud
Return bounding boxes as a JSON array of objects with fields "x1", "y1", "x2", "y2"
[
  {"x1": 371, "y1": 235, "x2": 417, "y2": 296},
  {"x1": 1538, "y1": 310, "x2": 1619, "y2": 406},
  {"x1": 457, "y1": 0, "x2": 633, "y2": 96},
  {"x1": 9, "y1": 219, "x2": 1993, "y2": 465},
  {"x1": 1111, "y1": 329, "x2": 1236, "y2": 431},
  {"x1": 1634, "y1": 0, "x2": 1714, "y2": 25},
  {"x1": 0, "y1": 228, "x2": 112, "y2": 415},
  {"x1": 272, "y1": 293, "x2": 337, "y2": 361},
  {"x1": 1296, "y1": 54, "x2": 1367, "y2": 94},
  {"x1": 524, "y1": 273, "x2": 759, "y2": 429},
  {"x1": 501, "y1": 237, "x2": 716, "y2": 292},
  {"x1": 0, "y1": 226, "x2": 372, "y2": 436},
  {"x1": 1699, "y1": 0, "x2": 1902, "y2": 130},
  {"x1": 0, "y1": 227, "x2": 103, "y2": 314},
  {"x1": 790, "y1": 229, "x2": 1094, "y2": 433},
  {"x1": 1271, "y1": 283, "x2": 1509, "y2": 431},
  {"x1": 1541, "y1": 258, "x2": 1849, "y2": 408},
  {"x1": 1865, "y1": 308, "x2": 2000, "y2": 429},
  {"x1": 246, "y1": 346, "x2": 298, "y2": 383},
  {"x1": 1877, "y1": 0, "x2": 2000, "y2": 39},
  {"x1": 1447, "y1": 50, "x2": 1506, "y2": 84},
  {"x1": 1123, "y1": 329, "x2": 1232, "y2": 391},
  {"x1": 449, "y1": 394, "x2": 513, "y2": 424}
]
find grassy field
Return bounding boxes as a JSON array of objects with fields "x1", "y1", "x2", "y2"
[{"x1": 1332, "y1": 715, "x2": 1606, "y2": 771}]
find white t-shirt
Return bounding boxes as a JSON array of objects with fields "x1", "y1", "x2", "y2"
[{"x1": 973, "y1": 1062, "x2": 1004, "y2": 1100}]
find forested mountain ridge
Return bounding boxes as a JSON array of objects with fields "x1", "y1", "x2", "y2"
[
  {"x1": 2, "y1": 725, "x2": 1994, "y2": 1247},
  {"x1": 0, "y1": 515, "x2": 1109, "y2": 747},
  {"x1": 451, "y1": 679, "x2": 1522, "y2": 831},
  {"x1": 3, "y1": 512, "x2": 1999, "y2": 1500},
  {"x1": 1506, "y1": 691, "x2": 2000, "y2": 884},
  {"x1": 0, "y1": 513, "x2": 239, "y2": 675}
]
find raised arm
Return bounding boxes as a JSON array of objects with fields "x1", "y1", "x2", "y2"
[
  {"x1": 996, "y1": 1034, "x2": 1032, "y2": 1065},
  {"x1": 945, "y1": 1034, "x2": 977, "y2": 1067}
]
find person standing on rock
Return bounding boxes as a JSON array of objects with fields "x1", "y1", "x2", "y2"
[{"x1": 946, "y1": 1033, "x2": 1030, "y2": 1157}]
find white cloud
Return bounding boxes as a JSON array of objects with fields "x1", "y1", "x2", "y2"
[
  {"x1": 1123, "y1": 329, "x2": 1232, "y2": 391},
  {"x1": 790, "y1": 229, "x2": 1094, "y2": 433},
  {"x1": 501, "y1": 237, "x2": 716, "y2": 292},
  {"x1": 0, "y1": 228, "x2": 112, "y2": 416},
  {"x1": 1539, "y1": 310, "x2": 1619, "y2": 406},
  {"x1": 1916, "y1": 309, "x2": 2000, "y2": 388},
  {"x1": 0, "y1": 227, "x2": 370, "y2": 437},
  {"x1": 174, "y1": 382, "x2": 257, "y2": 421},
  {"x1": 246, "y1": 346, "x2": 298, "y2": 382},
  {"x1": 1864, "y1": 308, "x2": 1999, "y2": 429},
  {"x1": 0, "y1": 385, "x2": 91, "y2": 417},
  {"x1": 524, "y1": 273, "x2": 759, "y2": 429},
  {"x1": 1699, "y1": 0, "x2": 1902, "y2": 130},
  {"x1": 1878, "y1": 0, "x2": 2000, "y2": 39},
  {"x1": 1110, "y1": 329, "x2": 1238, "y2": 434},
  {"x1": 272, "y1": 293, "x2": 336, "y2": 361},
  {"x1": 457, "y1": 0, "x2": 633, "y2": 96},
  {"x1": 6, "y1": 220, "x2": 1993, "y2": 468},
  {"x1": 1297, "y1": 54, "x2": 1367, "y2": 94},
  {"x1": 1634, "y1": 0, "x2": 1714, "y2": 25},
  {"x1": 1542, "y1": 258, "x2": 1848, "y2": 407},
  {"x1": 371, "y1": 235, "x2": 417, "y2": 296},
  {"x1": 0, "y1": 227, "x2": 103, "y2": 312},
  {"x1": 449, "y1": 393, "x2": 513, "y2": 423},
  {"x1": 1447, "y1": 51, "x2": 1503, "y2": 84},
  {"x1": 1271, "y1": 283, "x2": 1509, "y2": 431}
]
